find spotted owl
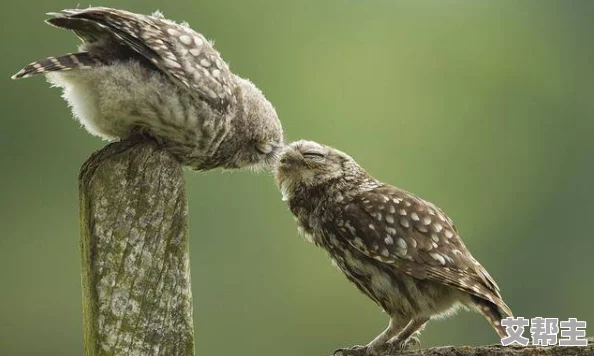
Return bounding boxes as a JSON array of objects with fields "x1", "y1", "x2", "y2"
[
  {"x1": 274, "y1": 140, "x2": 513, "y2": 355},
  {"x1": 12, "y1": 7, "x2": 283, "y2": 170}
]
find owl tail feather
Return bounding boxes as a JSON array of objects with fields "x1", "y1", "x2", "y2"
[
  {"x1": 472, "y1": 296, "x2": 513, "y2": 339},
  {"x1": 11, "y1": 52, "x2": 102, "y2": 80}
]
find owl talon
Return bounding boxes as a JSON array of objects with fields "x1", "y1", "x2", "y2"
[
  {"x1": 332, "y1": 345, "x2": 369, "y2": 356},
  {"x1": 386, "y1": 336, "x2": 420, "y2": 353},
  {"x1": 408, "y1": 335, "x2": 422, "y2": 350}
]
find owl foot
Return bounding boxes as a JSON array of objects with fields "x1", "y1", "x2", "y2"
[
  {"x1": 332, "y1": 345, "x2": 369, "y2": 356},
  {"x1": 380, "y1": 335, "x2": 421, "y2": 354}
]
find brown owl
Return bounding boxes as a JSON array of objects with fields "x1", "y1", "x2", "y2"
[
  {"x1": 12, "y1": 8, "x2": 283, "y2": 170},
  {"x1": 274, "y1": 140, "x2": 512, "y2": 355}
]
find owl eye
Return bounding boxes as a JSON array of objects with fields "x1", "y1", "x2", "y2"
[{"x1": 302, "y1": 151, "x2": 325, "y2": 161}]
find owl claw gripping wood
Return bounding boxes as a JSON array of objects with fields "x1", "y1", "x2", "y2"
[
  {"x1": 275, "y1": 140, "x2": 513, "y2": 355},
  {"x1": 12, "y1": 7, "x2": 283, "y2": 170}
]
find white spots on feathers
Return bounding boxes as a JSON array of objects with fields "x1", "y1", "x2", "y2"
[
  {"x1": 344, "y1": 221, "x2": 356, "y2": 235},
  {"x1": 163, "y1": 58, "x2": 181, "y2": 68},
  {"x1": 179, "y1": 34, "x2": 193, "y2": 45},
  {"x1": 422, "y1": 216, "x2": 432, "y2": 225},
  {"x1": 385, "y1": 227, "x2": 397, "y2": 235},
  {"x1": 431, "y1": 233, "x2": 440, "y2": 243},
  {"x1": 432, "y1": 223, "x2": 443, "y2": 233},
  {"x1": 430, "y1": 253, "x2": 446, "y2": 266},
  {"x1": 396, "y1": 247, "x2": 407, "y2": 257},
  {"x1": 140, "y1": 20, "x2": 235, "y2": 107},
  {"x1": 417, "y1": 225, "x2": 429, "y2": 233},
  {"x1": 400, "y1": 218, "x2": 410, "y2": 228},
  {"x1": 385, "y1": 214, "x2": 395, "y2": 224}
]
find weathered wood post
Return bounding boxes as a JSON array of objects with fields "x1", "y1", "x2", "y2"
[{"x1": 79, "y1": 137, "x2": 194, "y2": 356}]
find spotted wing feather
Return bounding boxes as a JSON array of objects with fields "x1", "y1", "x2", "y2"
[
  {"x1": 50, "y1": 7, "x2": 236, "y2": 111},
  {"x1": 12, "y1": 52, "x2": 102, "y2": 79},
  {"x1": 331, "y1": 185, "x2": 511, "y2": 316}
]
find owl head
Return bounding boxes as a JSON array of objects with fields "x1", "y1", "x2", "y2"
[
  {"x1": 218, "y1": 77, "x2": 284, "y2": 170},
  {"x1": 274, "y1": 140, "x2": 367, "y2": 200}
]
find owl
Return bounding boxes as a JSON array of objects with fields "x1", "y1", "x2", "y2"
[
  {"x1": 12, "y1": 7, "x2": 283, "y2": 170},
  {"x1": 274, "y1": 140, "x2": 512, "y2": 355}
]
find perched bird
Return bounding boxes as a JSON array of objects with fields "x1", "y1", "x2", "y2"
[
  {"x1": 12, "y1": 7, "x2": 283, "y2": 170},
  {"x1": 275, "y1": 140, "x2": 513, "y2": 355}
]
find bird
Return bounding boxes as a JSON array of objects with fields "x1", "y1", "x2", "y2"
[
  {"x1": 12, "y1": 7, "x2": 283, "y2": 170},
  {"x1": 274, "y1": 140, "x2": 513, "y2": 355}
]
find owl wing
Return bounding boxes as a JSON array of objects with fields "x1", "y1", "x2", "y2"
[
  {"x1": 48, "y1": 7, "x2": 236, "y2": 111},
  {"x1": 330, "y1": 185, "x2": 509, "y2": 314}
]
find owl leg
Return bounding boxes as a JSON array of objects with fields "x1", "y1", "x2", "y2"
[
  {"x1": 386, "y1": 317, "x2": 429, "y2": 352},
  {"x1": 333, "y1": 318, "x2": 406, "y2": 356},
  {"x1": 367, "y1": 317, "x2": 407, "y2": 349}
]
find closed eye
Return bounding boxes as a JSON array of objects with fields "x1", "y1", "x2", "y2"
[
  {"x1": 255, "y1": 146, "x2": 268, "y2": 155},
  {"x1": 302, "y1": 151, "x2": 325, "y2": 159}
]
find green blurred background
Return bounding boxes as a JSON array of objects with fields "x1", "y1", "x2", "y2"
[{"x1": 1, "y1": 1, "x2": 593, "y2": 355}]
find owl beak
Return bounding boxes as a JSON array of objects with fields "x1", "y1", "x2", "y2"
[{"x1": 276, "y1": 147, "x2": 304, "y2": 170}]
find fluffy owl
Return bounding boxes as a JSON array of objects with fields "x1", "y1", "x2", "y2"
[
  {"x1": 274, "y1": 140, "x2": 513, "y2": 355},
  {"x1": 12, "y1": 7, "x2": 283, "y2": 170}
]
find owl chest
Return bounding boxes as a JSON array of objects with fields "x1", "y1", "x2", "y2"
[
  {"x1": 296, "y1": 220, "x2": 324, "y2": 246},
  {"x1": 293, "y1": 202, "x2": 335, "y2": 246}
]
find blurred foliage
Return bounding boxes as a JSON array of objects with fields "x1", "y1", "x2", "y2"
[{"x1": 1, "y1": 1, "x2": 593, "y2": 355}]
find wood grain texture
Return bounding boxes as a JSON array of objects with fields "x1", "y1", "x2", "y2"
[{"x1": 79, "y1": 138, "x2": 194, "y2": 356}]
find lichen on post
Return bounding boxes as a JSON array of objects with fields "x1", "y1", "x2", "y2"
[{"x1": 79, "y1": 137, "x2": 194, "y2": 356}]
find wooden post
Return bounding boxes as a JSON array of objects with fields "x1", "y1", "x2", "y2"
[{"x1": 79, "y1": 137, "x2": 194, "y2": 356}]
